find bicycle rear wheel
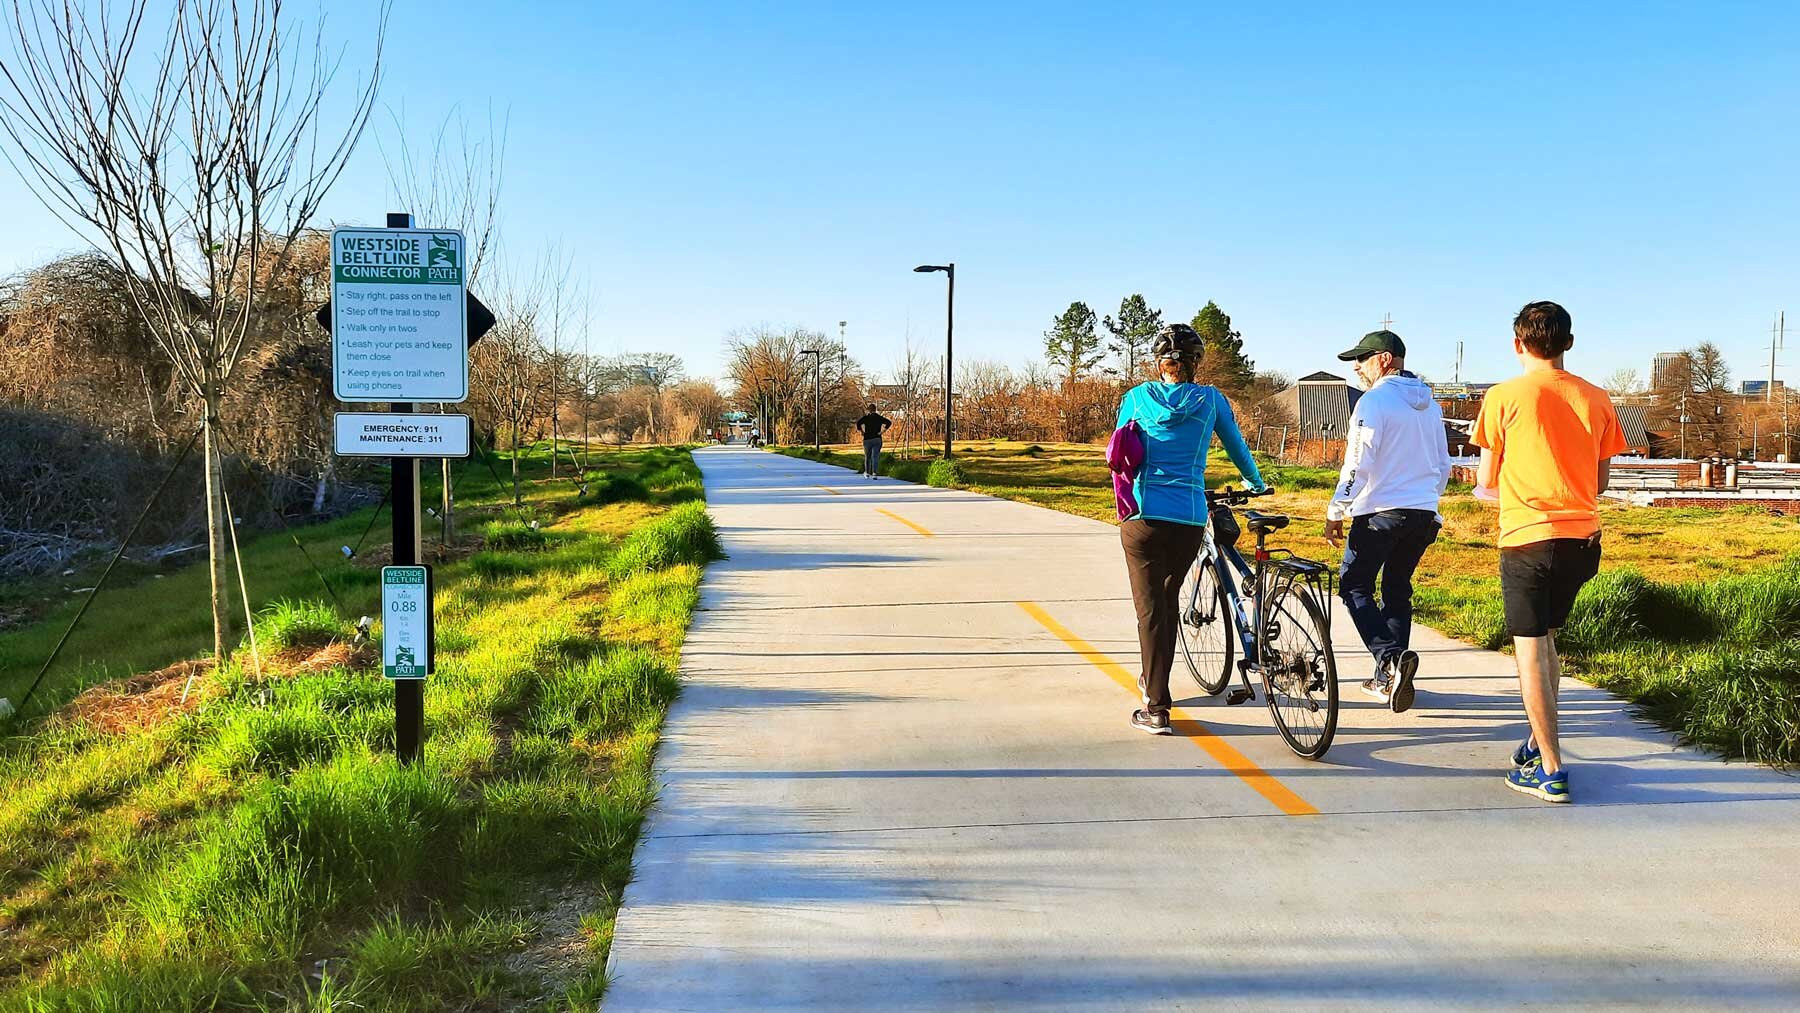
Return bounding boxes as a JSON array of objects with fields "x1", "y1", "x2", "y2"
[
  {"x1": 1178, "y1": 555, "x2": 1234, "y2": 696},
  {"x1": 1259, "y1": 583, "x2": 1339, "y2": 759}
]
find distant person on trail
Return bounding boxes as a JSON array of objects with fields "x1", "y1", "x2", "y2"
[
  {"x1": 1471, "y1": 301, "x2": 1626, "y2": 804},
  {"x1": 1323, "y1": 330, "x2": 1452, "y2": 712},
  {"x1": 749, "y1": 426, "x2": 761, "y2": 448},
  {"x1": 855, "y1": 404, "x2": 891, "y2": 478},
  {"x1": 1115, "y1": 324, "x2": 1266, "y2": 736}
]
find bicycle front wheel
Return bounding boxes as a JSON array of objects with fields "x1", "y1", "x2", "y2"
[
  {"x1": 1178, "y1": 555, "x2": 1234, "y2": 696},
  {"x1": 1259, "y1": 583, "x2": 1339, "y2": 759}
]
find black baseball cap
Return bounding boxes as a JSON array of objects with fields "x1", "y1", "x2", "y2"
[{"x1": 1337, "y1": 330, "x2": 1406, "y2": 361}]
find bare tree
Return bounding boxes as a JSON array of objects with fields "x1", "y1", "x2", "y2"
[
  {"x1": 380, "y1": 104, "x2": 507, "y2": 538},
  {"x1": 665, "y1": 379, "x2": 728, "y2": 443},
  {"x1": 1605, "y1": 367, "x2": 1645, "y2": 397},
  {"x1": 0, "y1": 0, "x2": 386, "y2": 657},
  {"x1": 544, "y1": 246, "x2": 571, "y2": 470},
  {"x1": 726, "y1": 326, "x2": 808, "y2": 443},
  {"x1": 472, "y1": 261, "x2": 551, "y2": 504},
  {"x1": 889, "y1": 335, "x2": 930, "y2": 457}
]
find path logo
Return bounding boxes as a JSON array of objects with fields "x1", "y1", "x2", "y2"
[
  {"x1": 428, "y1": 235, "x2": 458, "y2": 269},
  {"x1": 391, "y1": 644, "x2": 419, "y2": 676}
]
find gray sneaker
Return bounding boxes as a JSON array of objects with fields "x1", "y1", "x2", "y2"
[{"x1": 1130, "y1": 709, "x2": 1173, "y2": 735}]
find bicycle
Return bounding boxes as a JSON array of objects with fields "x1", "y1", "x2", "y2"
[{"x1": 1175, "y1": 486, "x2": 1341, "y2": 759}]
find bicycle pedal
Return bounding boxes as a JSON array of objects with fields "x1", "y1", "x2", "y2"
[{"x1": 1225, "y1": 688, "x2": 1255, "y2": 706}]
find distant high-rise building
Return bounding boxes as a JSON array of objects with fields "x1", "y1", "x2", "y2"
[{"x1": 1651, "y1": 352, "x2": 1686, "y2": 390}]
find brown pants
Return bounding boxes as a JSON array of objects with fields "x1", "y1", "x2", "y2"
[{"x1": 1120, "y1": 518, "x2": 1207, "y2": 716}]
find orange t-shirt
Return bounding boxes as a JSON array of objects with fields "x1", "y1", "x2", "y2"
[{"x1": 1470, "y1": 369, "x2": 1628, "y2": 549}]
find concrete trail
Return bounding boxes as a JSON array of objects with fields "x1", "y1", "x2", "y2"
[{"x1": 604, "y1": 446, "x2": 1800, "y2": 1011}]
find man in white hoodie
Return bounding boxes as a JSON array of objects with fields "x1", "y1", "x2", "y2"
[{"x1": 1321, "y1": 330, "x2": 1452, "y2": 712}]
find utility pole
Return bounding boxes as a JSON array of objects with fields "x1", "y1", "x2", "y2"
[
  {"x1": 1455, "y1": 340, "x2": 1463, "y2": 384},
  {"x1": 1771, "y1": 311, "x2": 1785, "y2": 404},
  {"x1": 1680, "y1": 389, "x2": 1689, "y2": 460}
]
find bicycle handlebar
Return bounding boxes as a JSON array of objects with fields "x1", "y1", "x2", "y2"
[{"x1": 1205, "y1": 485, "x2": 1275, "y2": 507}]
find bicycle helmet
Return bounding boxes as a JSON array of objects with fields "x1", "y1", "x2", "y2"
[{"x1": 1152, "y1": 323, "x2": 1203, "y2": 363}]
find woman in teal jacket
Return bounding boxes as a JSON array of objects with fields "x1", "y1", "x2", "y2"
[{"x1": 1116, "y1": 325, "x2": 1265, "y2": 735}]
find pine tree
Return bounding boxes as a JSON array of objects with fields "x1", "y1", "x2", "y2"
[
  {"x1": 1103, "y1": 294, "x2": 1162, "y2": 382},
  {"x1": 1191, "y1": 301, "x2": 1255, "y2": 389},
  {"x1": 1044, "y1": 301, "x2": 1104, "y2": 387}
]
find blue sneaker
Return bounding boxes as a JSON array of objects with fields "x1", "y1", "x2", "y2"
[
  {"x1": 1511, "y1": 737, "x2": 1541, "y2": 769},
  {"x1": 1506, "y1": 764, "x2": 1570, "y2": 803}
]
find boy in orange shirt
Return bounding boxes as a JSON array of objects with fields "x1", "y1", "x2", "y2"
[{"x1": 1470, "y1": 302, "x2": 1627, "y2": 803}]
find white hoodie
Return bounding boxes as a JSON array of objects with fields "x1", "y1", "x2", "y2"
[{"x1": 1327, "y1": 372, "x2": 1452, "y2": 521}]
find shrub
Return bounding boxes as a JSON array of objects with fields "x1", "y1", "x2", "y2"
[
  {"x1": 605, "y1": 502, "x2": 722, "y2": 580},
  {"x1": 926, "y1": 458, "x2": 967, "y2": 488},
  {"x1": 879, "y1": 457, "x2": 929, "y2": 483},
  {"x1": 585, "y1": 472, "x2": 648, "y2": 504}
]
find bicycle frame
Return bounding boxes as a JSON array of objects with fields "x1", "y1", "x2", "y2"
[
  {"x1": 1199, "y1": 523, "x2": 1263, "y2": 665},
  {"x1": 1199, "y1": 508, "x2": 1336, "y2": 690}
]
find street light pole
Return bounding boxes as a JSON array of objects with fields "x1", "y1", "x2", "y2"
[
  {"x1": 913, "y1": 263, "x2": 955, "y2": 459},
  {"x1": 801, "y1": 348, "x2": 823, "y2": 451}
]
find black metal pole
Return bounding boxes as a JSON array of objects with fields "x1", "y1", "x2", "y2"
[
  {"x1": 387, "y1": 211, "x2": 425, "y2": 765},
  {"x1": 944, "y1": 263, "x2": 955, "y2": 461},
  {"x1": 814, "y1": 353, "x2": 822, "y2": 452}
]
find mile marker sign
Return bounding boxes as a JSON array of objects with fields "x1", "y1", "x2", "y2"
[
  {"x1": 330, "y1": 227, "x2": 469, "y2": 403},
  {"x1": 381, "y1": 565, "x2": 433, "y2": 680}
]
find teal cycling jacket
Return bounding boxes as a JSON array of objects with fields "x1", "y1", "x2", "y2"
[{"x1": 1115, "y1": 382, "x2": 1264, "y2": 526}]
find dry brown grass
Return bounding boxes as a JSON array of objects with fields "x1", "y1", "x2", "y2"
[{"x1": 63, "y1": 659, "x2": 217, "y2": 735}]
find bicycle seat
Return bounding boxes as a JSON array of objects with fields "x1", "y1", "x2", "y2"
[{"x1": 1244, "y1": 510, "x2": 1290, "y2": 534}]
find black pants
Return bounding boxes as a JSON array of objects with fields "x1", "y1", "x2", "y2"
[
  {"x1": 1121, "y1": 518, "x2": 1207, "y2": 716},
  {"x1": 1338, "y1": 509, "x2": 1441, "y2": 666}
]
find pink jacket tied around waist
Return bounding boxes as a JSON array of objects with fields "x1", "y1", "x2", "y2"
[{"x1": 1107, "y1": 420, "x2": 1146, "y2": 521}]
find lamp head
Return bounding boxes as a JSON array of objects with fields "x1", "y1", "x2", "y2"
[{"x1": 914, "y1": 265, "x2": 947, "y2": 273}]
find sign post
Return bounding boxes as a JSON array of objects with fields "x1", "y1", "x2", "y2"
[{"x1": 327, "y1": 211, "x2": 473, "y2": 763}]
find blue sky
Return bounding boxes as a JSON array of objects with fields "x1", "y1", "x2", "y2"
[{"x1": 3, "y1": 1, "x2": 1797, "y2": 389}]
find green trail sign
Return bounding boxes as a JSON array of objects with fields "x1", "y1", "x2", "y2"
[
  {"x1": 330, "y1": 227, "x2": 469, "y2": 404},
  {"x1": 381, "y1": 565, "x2": 433, "y2": 680}
]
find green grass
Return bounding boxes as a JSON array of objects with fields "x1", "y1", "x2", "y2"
[
  {"x1": 484, "y1": 507, "x2": 549, "y2": 551},
  {"x1": 250, "y1": 599, "x2": 345, "y2": 653},
  {"x1": 0, "y1": 506, "x2": 383, "y2": 715},
  {"x1": 926, "y1": 458, "x2": 967, "y2": 489},
  {"x1": 0, "y1": 442, "x2": 715, "y2": 1007},
  {"x1": 605, "y1": 502, "x2": 725, "y2": 580}
]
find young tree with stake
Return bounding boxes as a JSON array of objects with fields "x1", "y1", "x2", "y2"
[{"x1": 0, "y1": 0, "x2": 386, "y2": 658}]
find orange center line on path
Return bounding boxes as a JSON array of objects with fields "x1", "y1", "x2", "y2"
[
  {"x1": 1016, "y1": 601, "x2": 1319, "y2": 817},
  {"x1": 876, "y1": 509, "x2": 934, "y2": 537},
  {"x1": 815, "y1": 485, "x2": 842, "y2": 495}
]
